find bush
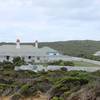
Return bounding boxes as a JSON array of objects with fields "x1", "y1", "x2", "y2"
[
  {"x1": 51, "y1": 97, "x2": 59, "y2": 100},
  {"x1": 20, "y1": 84, "x2": 31, "y2": 96},
  {"x1": 51, "y1": 97, "x2": 64, "y2": 100},
  {"x1": 0, "y1": 61, "x2": 14, "y2": 70},
  {"x1": 49, "y1": 77, "x2": 89, "y2": 99},
  {"x1": 13, "y1": 57, "x2": 25, "y2": 66},
  {"x1": 63, "y1": 61, "x2": 74, "y2": 66}
]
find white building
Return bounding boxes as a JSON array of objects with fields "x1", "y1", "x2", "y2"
[{"x1": 0, "y1": 39, "x2": 60, "y2": 63}]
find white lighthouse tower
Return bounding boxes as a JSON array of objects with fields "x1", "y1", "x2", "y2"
[{"x1": 16, "y1": 39, "x2": 20, "y2": 49}]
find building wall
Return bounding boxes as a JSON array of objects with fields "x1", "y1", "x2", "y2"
[
  {"x1": 0, "y1": 55, "x2": 48, "y2": 63},
  {"x1": 0, "y1": 54, "x2": 61, "y2": 63}
]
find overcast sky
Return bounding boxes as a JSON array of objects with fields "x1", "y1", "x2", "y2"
[{"x1": 0, "y1": 0, "x2": 100, "y2": 42}]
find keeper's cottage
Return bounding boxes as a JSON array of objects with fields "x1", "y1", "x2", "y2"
[{"x1": 0, "y1": 39, "x2": 60, "y2": 63}]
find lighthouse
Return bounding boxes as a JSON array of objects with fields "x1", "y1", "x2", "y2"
[{"x1": 16, "y1": 39, "x2": 20, "y2": 49}]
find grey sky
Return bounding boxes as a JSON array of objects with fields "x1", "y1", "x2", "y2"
[{"x1": 0, "y1": 0, "x2": 100, "y2": 42}]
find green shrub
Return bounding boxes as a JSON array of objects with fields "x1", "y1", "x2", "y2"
[
  {"x1": 51, "y1": 97, "x2": 64, "y2": 100},
  {"x1": 20, "y1": 84, "x2": 31, "y2": 96},
  {"x1": 51, "y1": 97, "x2": 59, "y2": 100},
  {"x1": 0, "y1": 61, "x2": 14, "y2": 70},
  {"x1": 63, "y1": 61, "x2": 74, "y2": 66},
  {"x1": 50, "y1": 77, "x2": 89, "y2": 98},
  {"x1": 13, "y1": 57, "x2": 25, "y2": 66}
]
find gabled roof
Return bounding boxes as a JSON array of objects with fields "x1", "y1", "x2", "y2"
[{"x1": 0, "y1": 44, "x2": 59, "y2": 56}]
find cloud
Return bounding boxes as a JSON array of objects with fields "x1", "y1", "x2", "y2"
[{"x1": 0, "y1": 0, "x2": 100, "y2": 42}]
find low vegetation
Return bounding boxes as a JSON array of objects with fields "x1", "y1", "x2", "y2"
[
  {"x1": 0, "y1": 61, "x2": 14, "y2": 70},
  {"x1": 0, "y1": 65, "x2": 99, "y2": 100}
]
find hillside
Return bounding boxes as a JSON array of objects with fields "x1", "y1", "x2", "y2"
[{"x1": 40, "y1": 40, "x2": 100, "y2": 57}]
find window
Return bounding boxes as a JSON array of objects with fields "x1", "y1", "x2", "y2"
[
  {"x1": 48, "y1": 52, "x2": 56, "y2": 56},
  {"x1": 37, "y1": 57, "x2": 40, "y2": 60},
  {"x1": 6, "y1": 56, "x2": 10, "y2": 60},
  {"x1": 48, "y1": 52, "x2": 59, "y2": 56},
  {"x1": 28, "y1": 56, "x2": 31, "y2": 59}
]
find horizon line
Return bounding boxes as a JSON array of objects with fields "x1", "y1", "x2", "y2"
[{"x1": 0, "y1": 39, "x2": 100, "y2": 43}]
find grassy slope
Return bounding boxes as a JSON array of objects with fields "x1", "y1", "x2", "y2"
[{"x1": 39, "y1": 40, "x2": 100, "y2": 56}]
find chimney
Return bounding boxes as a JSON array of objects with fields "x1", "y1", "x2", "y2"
[
  {"x1": 16, "y1": 39, "x2": 20, "y2": 49},
  {"x1": 35, "y1": 40, "x2": 38, "y2": 48}
]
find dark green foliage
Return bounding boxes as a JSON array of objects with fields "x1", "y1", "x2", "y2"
[
  {"x1": 49, "y1": 77, "x2": 89, "y2": 99},
  {"x1": 63, "y1": 61, "x2": 74, "y2": 66},
  {"x1": 19, "y1": 84, "x2": 32, "y2": 96},
  {"x1": 0, "y1": 61, "x2": 14, "y2": 70},
  {"x1": 13, "y1": 57, "x2": 25, "y2": 66},
  {"x1": 51, "y1": 97, "x2": 64, "y2": 100}
]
